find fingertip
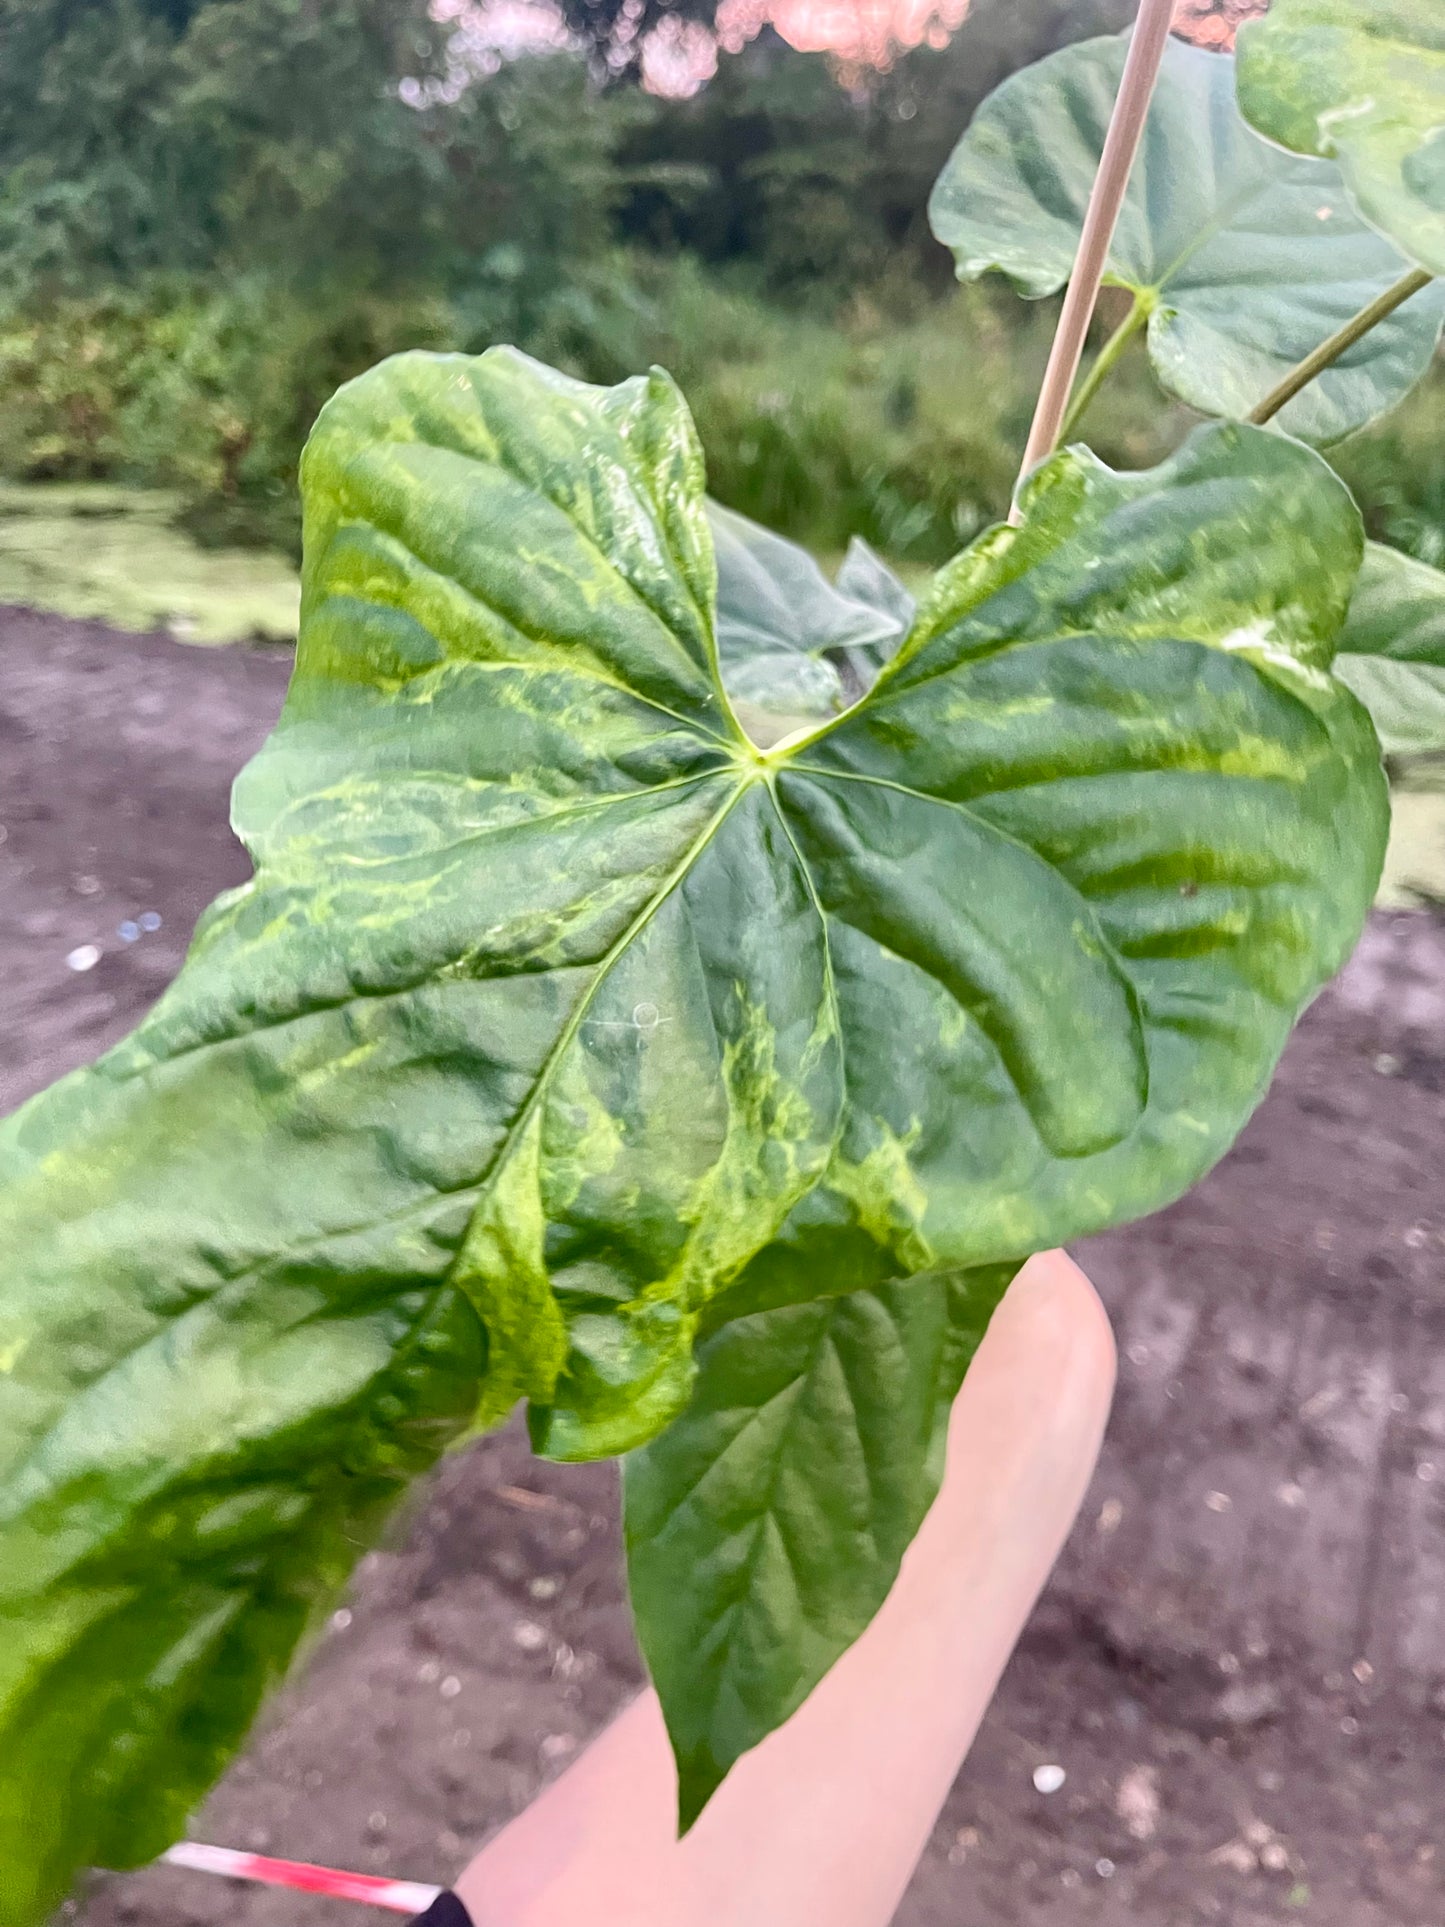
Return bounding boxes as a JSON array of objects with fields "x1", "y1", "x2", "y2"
[{"x1": 1014, "y1": 1247, "x2": 1117, "y2": 1394}]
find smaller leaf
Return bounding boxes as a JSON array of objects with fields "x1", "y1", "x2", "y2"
[
  {"x1": 1238, "y1": 0, "x2": 1445, "y2": 277},
  {"x1": 625, "y1": 1264, "x2": 1016, "y2": 1829},
  {"x1": 708, "y1": 504, "x2": 909, "y2": 742},
  {"x1": 1335, "y1": 542, "x2": 1445, "y2": 756},
  {"x1": 928, "y1": 34, "x2": 1445, "y2": 445},
  {"x1": 833, "y1": 537, "x2": 917, "y2": 687}
]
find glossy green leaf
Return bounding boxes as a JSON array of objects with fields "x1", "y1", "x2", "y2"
[
  {"x1": 708, "y1": 502, "x2": 905, "y2": 743},
  {"x1": 928, "y1": 34, "x2": 1445, "y2": 445},
  {"x1": 1335, "y1": 542, "x2": 1445, "y2": 756},
  {"x1": 625, "y1": 1262, "x2": 1017, "y2": 1828},
  {"x1": 1238, "y1": 0, "x2": 1445, "y2": 277},
  {"x1": 0, "y1": 349, "x2": 1389, "y2": 1912}
]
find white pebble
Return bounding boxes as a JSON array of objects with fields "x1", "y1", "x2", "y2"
[
  {"x1": 513, "y1": 1620, "x2": 547, "y2": 1652},
  {"x1": 65, "y1": 944, "x2": 101, "y2": 972},
  {"x1": 1033, "y1": 1763, "x2": 1067, "y2": 1795},
  {"x1": 440, "y1": 1674, "x2": 462, "y2": 1699}
]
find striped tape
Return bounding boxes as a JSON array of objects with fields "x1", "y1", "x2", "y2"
[{"x1": 162, "y1": 1841, "x2": 443, "y2": 1914}]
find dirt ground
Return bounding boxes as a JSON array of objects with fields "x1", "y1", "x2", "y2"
[{"x1": 2, "y1": 613, "x2": 1443, "y2": 1927}]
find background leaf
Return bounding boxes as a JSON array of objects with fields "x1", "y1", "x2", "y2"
[
  {"x1": 1335, "y1": 541, "x2": 1445, "y2": 756},
  {"x1": 1238, "y1": 0, "x2": 1445, "y2": 278},
  {"x1": 928, "y1": 34, "x2": 1445, "y2": 445},
  {"x1": 625, "y1": 1263, "x2": 1017, "y2": 1829},
  {"x1": 0, "y1": 353, "x2": 1391, "y2": 1906},
  {"x1": 708, "y1": 502, "x2": 910, "y2": 741}
]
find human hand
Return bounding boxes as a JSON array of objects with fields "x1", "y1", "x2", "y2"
[{"x1": 453, "y1": 1250, "x2": 1115, "y2": 1927}]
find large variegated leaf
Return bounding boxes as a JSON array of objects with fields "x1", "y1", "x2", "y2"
[
  {"x1": 1336, "y1": 542, "x2": 1445, "y2": 756},
  {"x1": 1238, "y1": 0, "x2": 1445, "y2": 277},
  {"x1": 0, "y1": 349, "x2": 1388, "y2": 1913},
  {"x1": 928, "y1": 34, "x2": 1445, "y2": 444},
  {"x1": 625, "y1": 1262, "x2": 1017, "y2": 1828}
]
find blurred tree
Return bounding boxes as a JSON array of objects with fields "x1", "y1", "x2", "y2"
[
  {"x1": 616, "y1": 0, "x2": 1134, "y2": 294},
  {"x1": 0, "y1": 0, "x2": 456, "y2": 290},
  {"x1": 1173, "y1": 0, "x2": 1267, "y2": 50},
  {"x1": 554, "y1": 0, "x2": 720, "y2": 81}
]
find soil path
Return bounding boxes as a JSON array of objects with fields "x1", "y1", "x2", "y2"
[{"x1": 3, "y1": 615, "x2": 1442, "y2": 1927}]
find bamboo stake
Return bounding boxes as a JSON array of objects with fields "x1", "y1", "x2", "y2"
[{"x1": 1010, "y1": 0, "x2": 1178, "y2": 523}]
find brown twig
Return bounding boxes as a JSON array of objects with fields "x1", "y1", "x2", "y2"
[{"x1": 1247, "y1": 266, "x2": 1435, "y2": 427}]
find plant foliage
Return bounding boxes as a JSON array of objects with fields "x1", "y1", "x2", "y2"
[
  {"x1": 10, "y1": 8, "x2": 1445, "y2": 1919},
  {"x1": 1336, "y1": 542, "x2": 1445, "y2": 757},
  {"x1": 0, "y1": 347, "x2": 1390, "y2": 1913},
  {"x1": 1237, "y1": 0, "x2": 1445, "y2": 278},
  {"x1": 928, "y1": 35, "x2": 1445, "y2": 445}
]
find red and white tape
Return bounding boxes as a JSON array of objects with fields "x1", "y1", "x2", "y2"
[{"x1": 162, "y1": 1841, "x2": 442, "y2": 1914}]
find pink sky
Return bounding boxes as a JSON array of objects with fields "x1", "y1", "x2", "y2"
[{"x1": 429, "y1": 0, "x2": 1267, "y2": 99}]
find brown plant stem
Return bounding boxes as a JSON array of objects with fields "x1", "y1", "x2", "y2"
[
  {"x1": 1009, "y1": 0, "x2": 1178, "y2": 524},
  {"x1": 1247, "y1": 266, "x2": 1435, "y2": 427}
]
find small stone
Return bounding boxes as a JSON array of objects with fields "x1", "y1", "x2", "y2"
[
  {"x1": 331, "y1": 1608, "x2": 353, "y2": 1632},
  {"x1": 440, "y1": 1674, "x2": 462, "y2": 1699},
  {"x1": 366, "y1": 1810, "x2": 387, "y2": 1836},
  {"x1": 1127, "y1": 1343, "x2": 1150, "y2": 1367},
  {"x1": 72, "y1": 874, "x2": 101, "y2": 896},
  {"x1": 118, "y1": 920, "x2": 141, "y2": 943},
  {"x1": 1341, "y1": 1715, "x2": 1359, "y2": 1736},
  {"x1": 1204, "y1": 1490, "x2": 1232, "y2": 1514},
  {"x1": 1097, "y1": 1497, "x2": 1125, "y2": 1535},
  {"x1": 1210, "y1": 1840, "x2": 1257, "y2": 1875},
  {"x1": 1116, "y1": 1765, "x2": 1160, "y2": 1841},
  {"x1": 540, "y1": 1732, "x2": 577, "y2": 1762},
  {"x1": 65, "y1": 944, "x2": 101, "y2": 972},
  {"x1": 1032, "y1": 1763, "x2": 1066, "y2": 1795},
  {"x1": 1218, "y1": 1651, "x2": 1241, "y2": 1676},
  {"x1": 1261, "y1": 1843, "x2": 1291, "y2": 1874},
  {"x1": 139, "y1": 910, "x2": 162, "y2": 931},
  {"x1": 1352, "y1": 1658, "x2": 1375, "y2": 1685},
  {"x1": 1417, "y1": 1461, "x2": 1438, "y2": 1484},
  {"x1": 1060, "y1": 1869, "x2": 1082, "y2": 1890},
  {"x1": 1277, "y1": 1483, "x2": 1306, "y2": 1509},
  {"x1": 513, "y1": 1620, "x2": 547, "y2": 1652},
  {"x1": 1375, "y1": 1053, "x2": 1401, "y2": 1077},
  {"x1": 417, "y1": 1659, "x2": 441, "y2": 1684},
  {"x1": 528, "y1": 1575, "x2": 562, "y2": 1601},
  {"x1": 1096, "y1": 1859, "x2": 1116, "y2": 1880},
  {"x1": 1215, "y1": 1678, "x2": 1283, "y2": 1727}
]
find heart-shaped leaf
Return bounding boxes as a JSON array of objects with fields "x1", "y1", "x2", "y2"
[
  {"x1": 0, "y1": 349, "x2": 1388, "y2": 1914},
  {"x1": 625, "y1": 1262, "x2": 1017, "y2": 1829},
  {"x1": 928, "y1": 34, "x2": 1445, "y2": 444},
  {"x1": 1335, "y1": 542, "x2": 1445, "y2": 756},
  {"x1": 1238, "y1": 0, "x2": 1445, "y2": 277}
]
